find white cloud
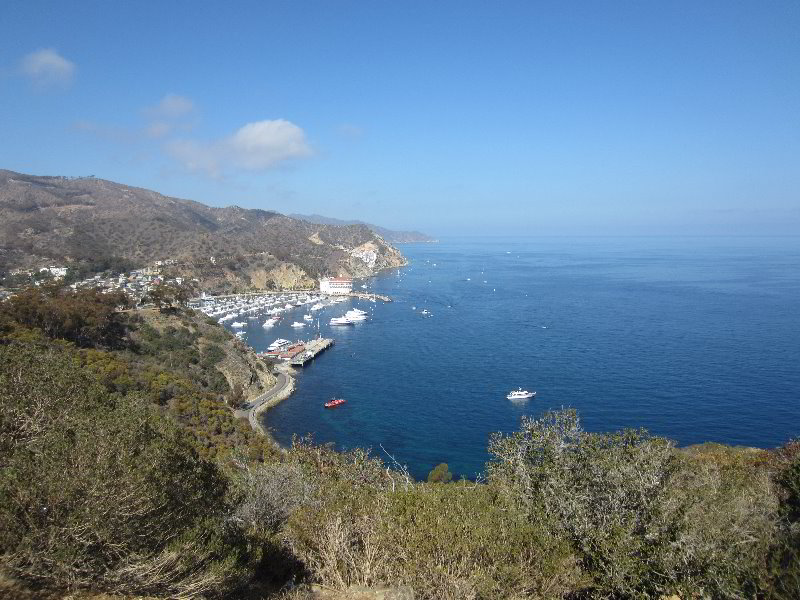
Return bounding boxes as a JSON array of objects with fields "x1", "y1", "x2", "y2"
[
  {"x1": 145, "y1": 93, "x2": 195, "y2": 118},
  {"x1": 21, "y1": 48, "x2": 75, "y2": 88},
  {"x1": 167, "y1": 119, "x2": 313, "y2": 176},
  {"x1": 227, "y1": 120, "x2": 313, "y2": 169}
]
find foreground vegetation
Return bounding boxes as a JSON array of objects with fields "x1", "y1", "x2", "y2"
[{"x1": 1, "y1": 286, "x2": 799, "y2": 599}]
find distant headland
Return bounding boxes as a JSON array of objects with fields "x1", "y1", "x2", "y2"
[{"x1": 290, "y1": 212, "x2": 438, "y2": 243}]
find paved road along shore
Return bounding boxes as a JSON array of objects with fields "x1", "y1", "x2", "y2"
[{"x1": 234, "y1": 370, "x2": 295, "y2": 436}]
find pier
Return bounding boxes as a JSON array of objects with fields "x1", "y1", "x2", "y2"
[
  {"x1": 290, "y1": 337, "x2": 335, "y2": 367},
  {"x1": 350, "y1": 291, "x2": 392, "y2": 302}
]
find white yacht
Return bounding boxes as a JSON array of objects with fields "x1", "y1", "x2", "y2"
[
  {"x1": 231, "y1": 321, "x2": 247, "y2": 328},
  {"x1": 267, "y1": 339, "x2": 291, "y2": 351},
  {"x1": 345, "y1": 309, "x2": 367, "y2": 322},
  {"x1": 303, "y1": 314, "x2": 313, "y2": 321},
  {"x1": 291, "y1": 321, "x2": 306, "y2": 328},
  {"x1": 310, "y1": 302, "x2": 325, "y2": 311},
  {"x1": 262, "y1": 317, "x2": 279, "y2": 327},
  {"x1": 506, "y1": 388, "x2": 536, "y2": 400},
  {"x1": 330, "y1": 316, "x2": 354, "y2": 326}
]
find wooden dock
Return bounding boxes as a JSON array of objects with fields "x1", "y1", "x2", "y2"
[{"x1": 289, "y1": 337, "x2": 335, "y2": 367}]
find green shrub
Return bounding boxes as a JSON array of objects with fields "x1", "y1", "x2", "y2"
[
  {"x1": 0, "y1": 341, "x2": 249, "y2": 596},
  {"x1": 488, "y1": 409, "x2": 778, "y2": 598},
  {"x1": 201, "y1": 343, "x2": 227, "y2": 369},
  {"x1": 286, "y1": 477, "x2": 580, "y2": 599},
  {"x1": 284, "y1": 441, "x2": 580, "y2": 599},
  {"x1": 766, "y1": 451, "x2": 800, "y2": 598},
  {"x1": 426, "y1": 462, "x2": 453, "y2": 483},
  {"x1": 382, "y1": 483, "x2": 581, "y2": 599},
  {"x1": 0, "y1": 284, "x2": 130, "y2": 349}
]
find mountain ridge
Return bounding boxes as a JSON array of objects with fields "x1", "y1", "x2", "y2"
[
  {"x1": 0, "y1": 170, "x2": 407, "y2": 292},
  {"x1": 289, "y1": 212, "x2": 437, "y2": 243}
]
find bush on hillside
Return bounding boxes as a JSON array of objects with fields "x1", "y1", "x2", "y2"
[
  {"x1": 426, "y1": 462, "x2": 453, "y2": 483},
  {"x1": 283, "y1": 440, "x2": 581, "y2": 599},
  {"x1": 0, "y1": 341, "x2": 249, "y2": 597},
  {"x1": 488, "y1": 409, "x2": 778, "y2": 598},
  {"x1": 286, "y1": 474, "x2": 581, "y2": 599},
  {"x1": 766, "y1": 448, "x2": 800, "y2": 598},
  {"x1": 0, "y1": 284, "x2": 130, "y2": 348}
]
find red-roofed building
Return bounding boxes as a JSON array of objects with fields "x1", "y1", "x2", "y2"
[{"x1": 320, "y1": 276, "x2": 353, "y2": 295}]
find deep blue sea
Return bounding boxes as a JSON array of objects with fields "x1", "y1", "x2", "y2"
[{"x1": 233, "y1": 237, "x2": 800, "y2": 481}]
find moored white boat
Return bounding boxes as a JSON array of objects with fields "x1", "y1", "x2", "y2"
[
  {"x1": 344, "y1": 309, "x2": 367, "y2": 322},
  {"x1": 330, "y1": 316, "x2": 354, "y2": 325},
  {"x1": 267, "y1": 338, "x2": 291, "y2": 351}
]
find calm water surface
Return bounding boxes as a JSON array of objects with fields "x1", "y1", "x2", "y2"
[{"x1": 233, "y1": 237, "x2": 800, "y2": 480}]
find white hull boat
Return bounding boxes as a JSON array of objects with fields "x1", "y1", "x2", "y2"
[
  {"x1": 507, "y1": 388, "x2": 536, "y2": 400},
  {"x1": 330, "y1": 316, "x2": 354, "y2": 325}
]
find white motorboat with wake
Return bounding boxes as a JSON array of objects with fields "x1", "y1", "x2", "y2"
[{"x1": 506, "y1": 388, "x2": 536, "y2": 400}]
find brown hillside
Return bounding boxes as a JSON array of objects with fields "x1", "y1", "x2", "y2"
[{"x1": 0, "y1": 170, "x2": 406, "y2": 292}]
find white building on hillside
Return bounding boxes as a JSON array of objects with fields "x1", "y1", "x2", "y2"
[{"x1": 320, "y1": 276, "x2": 353, "y2": 295}]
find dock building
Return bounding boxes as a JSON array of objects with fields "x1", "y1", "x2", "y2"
[{"x1": 320, "y1": 277, "x2": 353, "y2": 295}]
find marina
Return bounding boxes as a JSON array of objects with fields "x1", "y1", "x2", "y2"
[{"x1": 189, "y1": 289, "x2": 390, "y2": 325}]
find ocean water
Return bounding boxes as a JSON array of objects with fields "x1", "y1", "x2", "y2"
[{"x1": 236, "y1": 237, "x2": 800, "y2": 481}]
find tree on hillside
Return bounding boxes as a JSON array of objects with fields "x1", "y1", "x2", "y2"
[
  {"x1": 0, "y1": 284, "x2": 130, "y2": 348},
  {"x1": 145, "y1": 283, "x2": 191, "y2": 312},
  {"x1": 427, "y1": 462, "x2": 453, "y2": 483}
]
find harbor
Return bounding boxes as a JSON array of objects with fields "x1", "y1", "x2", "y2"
[
  {"x1": 212, "y1": 279, "x2": 381, "y2": 439},
  {"x1": 189, "y1": 290, "x2": 391, "y2": 324}
]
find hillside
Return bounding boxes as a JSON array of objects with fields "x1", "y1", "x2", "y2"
[
  {"x1": 2, "y1": 285, "x2": 800, "y2": 599},
  {"x1": 0, "y1": 170, "x2": 407, "y2": 292},
  {"x1": 290, "y1": 213, "x2": 437, "y2": 243}
]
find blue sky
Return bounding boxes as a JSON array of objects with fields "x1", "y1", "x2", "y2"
[{"x1": 1, "y1": 1, "x2": 798, "y2": 235}]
